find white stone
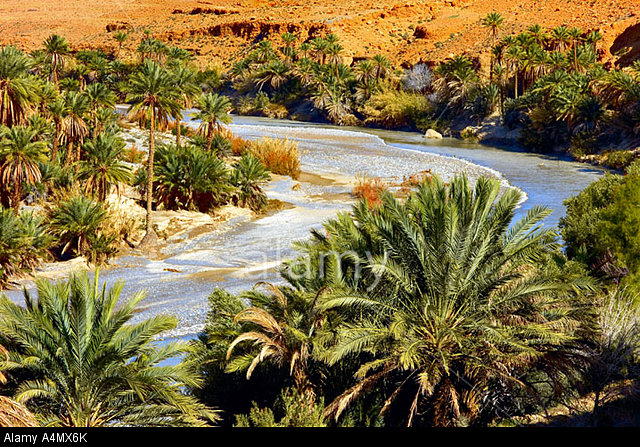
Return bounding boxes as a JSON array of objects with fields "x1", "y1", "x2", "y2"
[{"x1": 424, "y1": 129, "x2": 443, "y2": 139}]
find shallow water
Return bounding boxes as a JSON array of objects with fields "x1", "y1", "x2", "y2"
[{"x1": 4, "y1": 115, "x2": 606, "y2": 338}]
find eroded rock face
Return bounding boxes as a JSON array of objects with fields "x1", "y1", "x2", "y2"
[
  {"x1": 610, "y1": 21, "x2": 640, "y2": 67},
  {"x1": 162, "y1": 21, "x2": 330, "y2": 42},
  {"x1": 425, "y1": 129, "x2": 443, "y2": 139}
]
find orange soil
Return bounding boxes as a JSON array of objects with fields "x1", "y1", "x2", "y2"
[{"x1": 0, "y1": 0, "x2": 639, "y2": 69}]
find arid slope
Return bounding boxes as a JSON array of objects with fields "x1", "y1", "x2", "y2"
[{"x1": 0, "y1": 0, "x2": 638, "y2": 68}]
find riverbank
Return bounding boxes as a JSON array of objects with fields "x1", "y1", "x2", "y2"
[{"x1": 3, "y1": 115, "x2": 605, "y2": 339}]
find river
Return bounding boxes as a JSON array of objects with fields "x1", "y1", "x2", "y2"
[{"x1": 3, "y1": 115, "x2": 606, "y2": 339}]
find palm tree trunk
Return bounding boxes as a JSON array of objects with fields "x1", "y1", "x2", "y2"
[
  {"x1": 145, "y1": 110, "x2": 156, "y2": 235},
  {"x1": 52, "y1": 60, "x2": 58, "y2": 86},
  {"x1": 12, "y1": 184, "x2": 20, "y2": 216},
  {"x1": 52, "y1": 122, "x2": 60, "y2": 162},
  {"x1": 75, "y1": 140, "x2": 82, "y2": 166},
  {"x1": 64, "y1": 140, "x2": 73, "y2": 168},
  {"x1": 175, "y1": 119, "x2": 181, "y2": 147},
  {"x1": 206, "y1": 122, "x2": 214, "y2": 153}
]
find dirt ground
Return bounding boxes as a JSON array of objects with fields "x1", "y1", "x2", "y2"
[{"x1": 0, "y1": 0, "x2": 638, "y2": 68}]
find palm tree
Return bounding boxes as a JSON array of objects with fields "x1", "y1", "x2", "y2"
[
  {"x1": 481, "y1": 12, "x2": 504, "y2": 80},
  {"x1": 47, "y1": 194, "x2": 107, "y2": 257},
  {"x1": 190, "y1": 93, "x2": 232, "y2": 154},
  {"x1": 0, "y1": 126, "x2": 47, "y2": 215},
  {"x1": 568, "y1": 27, "x2": 584, "y2": 72},
  {"x1": 551, "y1": 26, "x2": 571, "y2": 52},
  {"x1": 311, "y1": 38, "x2": 329, "y2": 64},
  {"x1": 255, "y1": 60, "x2": 290, "y2": 92},
  {"x1": 291, "y1": 175, "x2": 589, "y2": 426},
  {"x1": 231, "y1": 153, "x2": 270, "y2": 211},
  {"x1": 505, "y1": 45, "x2": 523, "y2": 97},
  {"x1": 371, "y1": 55, "x2": 391, "y2": 82},
  {"x1": 46, "y1": 97, "x2": 67, "y2": 163},
  {"x1": 42, "y1": 34, "x2": 71, "y2": 86},
  {"x1": 79, "y1": 133, "x2": 131, "y2": 201},
  {"x1": 113, "y1": 31, "x2": 128, "y2": 58},
  {"x1": 84, "y1": 83, "x2": 116, "y2": 138},
  {"x1": 62, "y1": 91, "x2": 89, "y2": 167},
  {"x1": 171, "y1": 65, "x2": 199, "y2": 147},
  {"x1": 226, "y1": 283, "x2": 326, "y2": 395},
  {"x1": 125, "y1": 60, "x2": 180, "y2": 245},
  {"x1": 0, "y1": 272, "x2": 218, "y2": 426},
  {"x1": 0, "y1": 46, "x2": 38, "y2": 127}
]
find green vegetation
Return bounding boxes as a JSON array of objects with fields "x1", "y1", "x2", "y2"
[
  {"x1": 560, "y1": 160, "x2": 640, "y2": 287},
  {"x1": 0, "y1": 33, "x2": 291, "y2": 287},
  {"x1": 0, "y1": 272, "x2": 217, "y2": 426},
  {"x1": 0, "y1": 19, "x2": 638, "y2": 428}
]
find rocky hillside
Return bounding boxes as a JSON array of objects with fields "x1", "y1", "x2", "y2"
[{"x1": 0, "y1": 0, "x2": 638, "y2": 68}]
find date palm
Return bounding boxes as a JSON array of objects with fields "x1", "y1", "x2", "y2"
[
  {"x1": 112, "y1": 31, "x2": 128, "y2": 58},
  {"x1": 84, "y1": 83, "x2": 116, "y2": 138},
  {"x1": 568, "y1": 27, "x2": 583, "y2": 72},
  {"x1": 0, "y1": 126, "x2": 47, "y2": 215},
  {"x1": 79, "y1": 133, "x2": 131, "y2": 201},
  {"x1": 255, "y1": 60, "x2": 290, "y2": 92},
  {"x1": 0, "y1": 46, "x2": 38, "y2": 127},
  {"x1": 291, "y1": 175, "x2": 589, "y2": 426},
  {"x1": 371, "y1": 55, "x2": 391, "y2": 82},
  {"x1": 226, "y1": 283, "x2": 326, "y2": 395},
  {"x1": 171, "y1": 65, "x2": 199, "y2": 147},
  {"x1": 42, "y1": 34, "x2": 71, "y2": 86},
  {"x1": 481, "y1": 12, "x2": 504, "y2": 80},
  {"x1": 46, "y1": 97, "x2": 67, "y2": 163},
  {"x1": 191, "y1": 93, "x2": 232, "y2": 154},
  {"x1": 0, "y1": 272, "x2": 218, "y2": 427},
  {"x1": 551, "y1": 26, "x2": 571, "y2": 52},
  {"x1": 126, "y1": 60, "x2": 181, "y2": 245},
  {"x1": 62, "y1": 91, "x2": 89, "y2": 167}
]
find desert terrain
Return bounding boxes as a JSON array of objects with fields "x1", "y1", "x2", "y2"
[{"x1": 1, "y1": 0, "x2": 639, "y2": 68}]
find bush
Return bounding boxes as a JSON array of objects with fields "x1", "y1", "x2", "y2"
[
  {"x1": 362, "y1": 87, "x2": 432, "y2": 130},
  {"x1": 0, "y1": 208, "x2": 51, "y2": 287},
  {"x1": 230, "y1": 154, "x2": 270, "y2": 211},
  {"x1": 235, "y1": 388, "x2": 327, "y2": 427},
  {"x1": 248, "y1": 137, "x2": 301, "y2": 179},
  {"x1": 560, "y1": 170, "x2": 640, "y2": 287},
  {"x1": 262, "y1": 102, "x2": 289, "y2": 119},
  {"x1": 602, "y1": 150, "x2": 636, "y2": 170},
  {"x1": 352, "y1": 176, "x2": 386, "y2": 209},
  {"x1": 217, "y1": 127, "x2": 250, "y2": 156},
  {"x1": 154, "y1": 144, "x2": 233, "y2": 212}
]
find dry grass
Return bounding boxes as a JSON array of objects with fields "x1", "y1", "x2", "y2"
[
  {"x1": 0, "y1": 397, "x2": 38, "y2": 427},
  {"x1": 353, "y1": 175, "x2": 387, "y2": 209},
  {"x1": 248, "y1": 137, "x2": 301, "y2": 179},
  {"x1": 217, "y1": 127, "x2": 251, "y2": 156},
  {"x1": 398, "y1": 169, "x2": 432, "y2": 195},
  {"x1": 123, "y1": 143, "x2": 146, "y2": 164}
]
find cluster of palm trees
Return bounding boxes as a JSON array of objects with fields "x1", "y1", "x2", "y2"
[
  {"x1": 190, "y1": 173, "x2": 640, "y2": 427},
  {"x1": 474, "y1": 13, "x2": 640, "y2": 156},
  {"x1": 228, "y1": 33, "x2": 396, "y2": 125},
  {"x1": 0, "y1": 31, "x2": 277, "y2": 286}
]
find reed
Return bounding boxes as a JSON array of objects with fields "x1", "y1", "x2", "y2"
[{"x1": 248, "y1": 137, "x2": 301, "y2": 179}]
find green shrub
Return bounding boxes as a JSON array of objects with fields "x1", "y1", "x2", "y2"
[
  {"x1": 602, "y1": 150, "x2": 636, "y2": 170},
  {"x1": 230, "y1": 154, "x2": 270, "y2": 211},
  {"x1": 154, "y1": 144, "x2": 233, "y2": 212},
  {"x1": 362, "y1": 87, "x2": 431, "y2": 130},
  {"x1": 235, "y1": 388, "x2": 327, "y2": 427}
]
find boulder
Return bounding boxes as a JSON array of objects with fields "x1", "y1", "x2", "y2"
[{"x1": 424, "y1": 129, "x2": 443, "y2": 139}]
